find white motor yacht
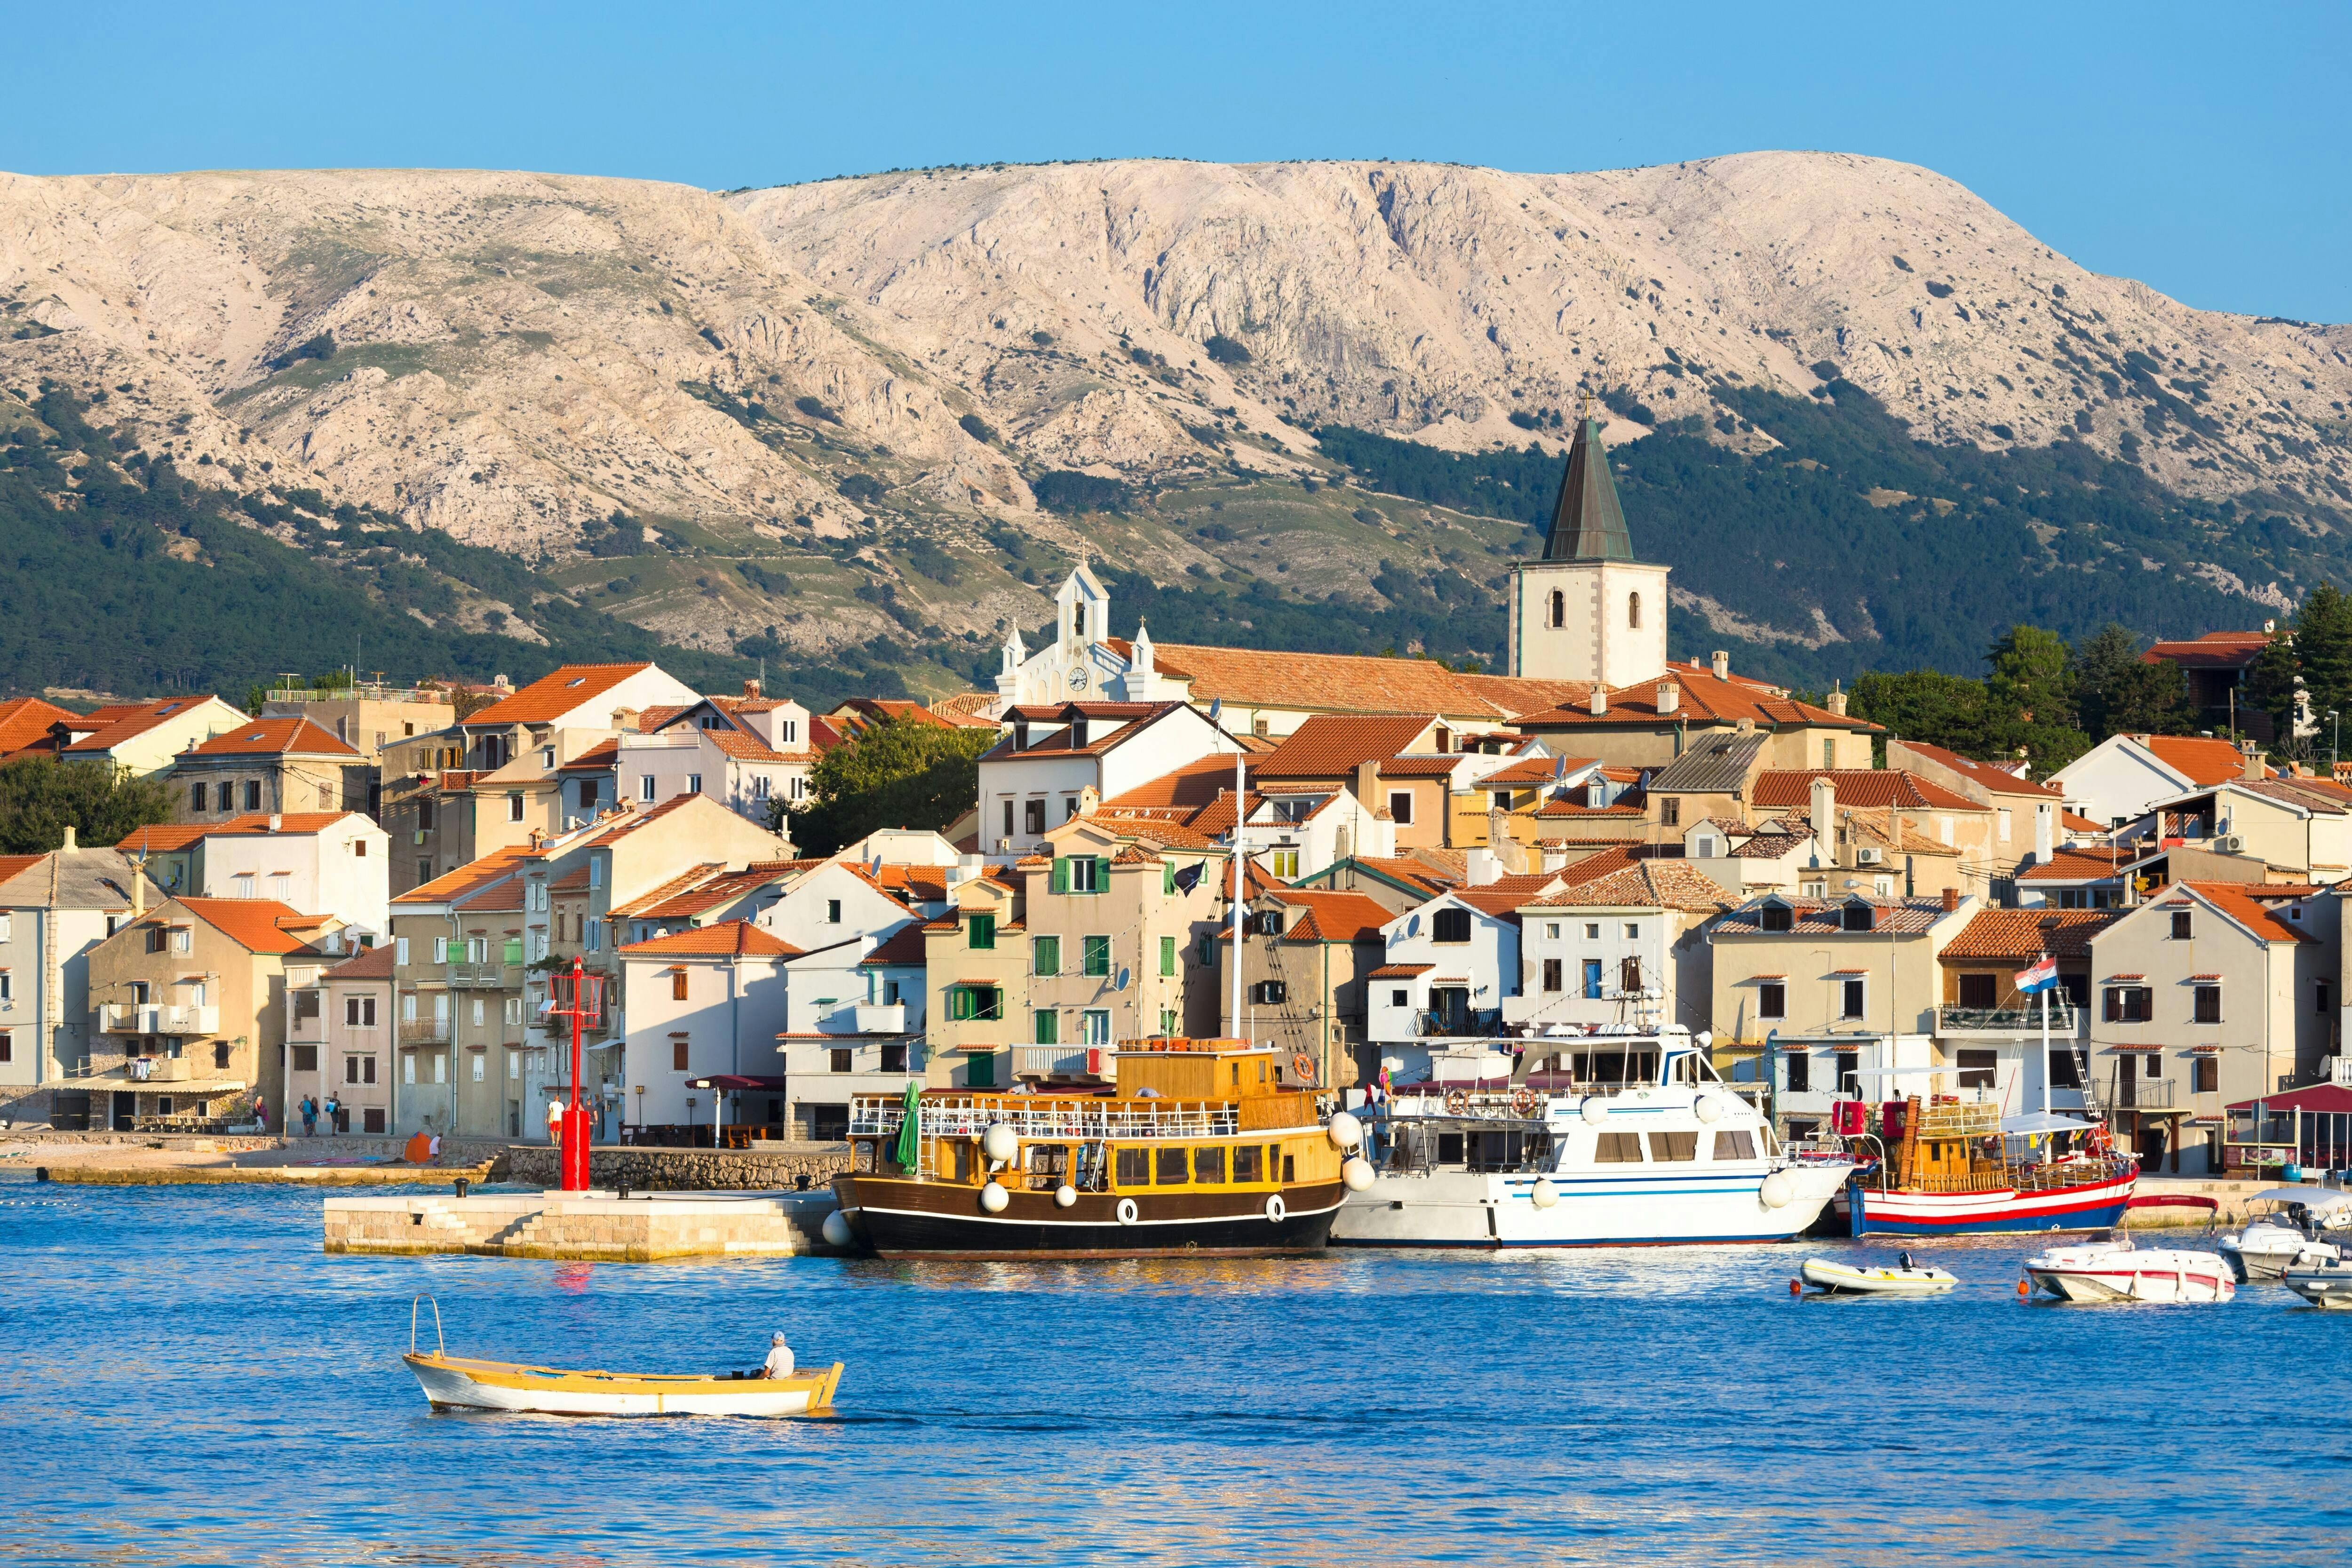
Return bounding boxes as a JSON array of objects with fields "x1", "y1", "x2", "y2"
[
  {"x1": 2282, "y1": 1257, "x2": 2352, "y2": 1310},
  {"x1": 2217, "y1": 1188, "x2": 2351, "y2": 1282},
  {"x1": 1334, "y1": 1028, "x2": 1853, "y2": 1248},
  {"x1": 2024, "y1": 1236, "x2": 2236, "y2": 1303}
]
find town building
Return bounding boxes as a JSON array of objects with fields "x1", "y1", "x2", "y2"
[
  {"x1": 2047, "y1": 733, "x2": 2274, "y2": 832},
  {"x1": 285, "y1": 941, "x2": 397, "y2": 1136},
  {"x1": 1367, "y1": 879, "x2": 1562, "y2": 1080},
  {"x1": 1503, "y1": 414, "x2": 1671, "y2": 687},
  {"x1": 167, "y1": 717, "x2": 370, "y2": 820},
  {"x1": 1507, "y1": 861, "x2": 1733, "y2": 1037},
  {"x1": 977, "y1": 700, "x2": 1244, "y2": 859},
  {"x1": 0, "y1": 839, "x2": 159, "y2": 1129},
  {"x1": 1223, "y1": 886, "x2": 1395, "y2": 1090},
  {"x1": 1507, "y1": 659, "x2": 1877, "y2": 771},
  {"x1": 259, "y1": 679, "x2": 457, "y2": 789},
  {"x1": 119, "y1": 811, "x2": 389, "y2": 936},
  {"x1": 0, "y1": 696, "x2": 83, "y2": 759},
  {"x1": 1931, "y1": 907, "x2": 2114, "y2": 1131},
  {"x1": 55, "y1": 695, "x2": 251, "y2": 777},
  {"x1": 616, "y1": 683, "x2": 818, "y2": 822},
  {"x1": 617, "y1": 922, "x2": 795, "y2": 1142},
  {"x1": 2140, "y1": 629, "x2": 2296, "y2": 741}
]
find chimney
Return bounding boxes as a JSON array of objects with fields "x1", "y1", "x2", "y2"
[
  {"x1": 1655, "y1": 680, "x2": 1679, "y2": 716},
  {"x1": 268, "y1": 813, "x2": 282, "y2": 832},
  {"x1": 1078, "y1": 785, "x2": 1100, "y2": 818},
  {"x1": 743, "y1": 678, "x2": 762, "y2": 700},
  {"x1": 2241, "y1": 740, "x2": 2265, "y2": 781},
  {"x1": 1826, "y1": 680, "x2": 1848, "y2": 717},
  {"x1": 612, "y1": 707, "x2": 641, "y2": 732},
  {"x1": 1589, "y1": 687, "x2": 1608, "y2": 716},
  {"x1": 1810, "y1": 777, "x2": 1836, "y2": 850},
  {"x1": 1354, "y1": 758, "x2": 1379, "y2": 805},
  {"x1": 1466, "y1": 848, "x2": 1502, "y2": 886},
  {"x1": 2034, "y1": 801, "x2": 2054, "y2": 867},
  {"x1": 1711, "y1": 650, "x2": 1729, "y2": 681},
  {"x1": 60, "y1": 824, "x2": 76, "y2": 853},
  {"x1": 1941, "y1": 885, "x2": 1959, "y2": 914}
]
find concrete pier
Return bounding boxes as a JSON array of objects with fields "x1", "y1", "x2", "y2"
[
  {"x1": 322, "y1": 1188, "x2": 844, "y2": 1261},
  {"x1": 500, "y1": 1143, "x2": 850, "y2": 1192}
]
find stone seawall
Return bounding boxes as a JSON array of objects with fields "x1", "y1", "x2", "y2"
[
  {"x1": 323, "y1": 1190, "x2": 843, "y2": 1260},
  {"x1": 502, "y1": 1143, "x2": 852, "y2": 1192}
]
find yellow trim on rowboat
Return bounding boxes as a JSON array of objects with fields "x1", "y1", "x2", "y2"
[{"x1": 404, "y1": 1353, "x2": 844, "y2": 1406}]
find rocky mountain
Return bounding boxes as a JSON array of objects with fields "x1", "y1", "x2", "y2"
[{"x1": 4, "y1": 153, "x2": 2348, "y2": 697}]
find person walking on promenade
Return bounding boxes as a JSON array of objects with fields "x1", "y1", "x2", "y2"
[{"x1": 301, "y1": 1096, "x2": 317, "y2": 1138}]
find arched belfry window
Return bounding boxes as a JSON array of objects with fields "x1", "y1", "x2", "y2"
[
  {"x1": 1629, "y1": 592, "x2": 1642, "y2": 629},
  {"x1": 1073, "y1": 603, "x2": 1088, "y2": 638},
  {"x1": 1549, "y1": 589, "x2": 1565, "y2": 629}
]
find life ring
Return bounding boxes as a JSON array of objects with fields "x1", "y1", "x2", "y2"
[
  {"x1": 1444, "y1": 1089, "x2": 1470, "y2": 1116},
  {"x1": 1291, "y1": 1052, "x2": 1317, "y2": 1083},
  {"x1": 1116, "y1": 1197, "x2": 1139, "y2": 1226},
  {"x1": 1510, "y1": 1087, "x2": 1538, "y2": 1117},
  {"x1": 1265, "y1": 1193, "x2": 1287, "y2": 1224}
]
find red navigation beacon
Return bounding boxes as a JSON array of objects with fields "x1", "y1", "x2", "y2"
[{"x1": 547, "y1": 959, "x2": 604, "y2": 1192}]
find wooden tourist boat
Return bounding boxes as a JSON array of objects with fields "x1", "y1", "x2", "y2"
[
  {"x1": 832, "y1": 1038, "x2": 1357, "y2": 1258},
  {"x1": 400, "y1": 1297, "x2": 843, "y2": 1417},
  {"x1": 1829, "y1": 1098, "x2": 2137, "y2": 1236}
]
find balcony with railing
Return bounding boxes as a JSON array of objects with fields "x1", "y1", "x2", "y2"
[
  {"x1": 445, "y1": 964, "x2": 516, "y2": 989},
  {"x1": 398, "y1": 1016, "x2": 451, "y2": 1046},
  {"x1": 1935, "y1": 997, "x2": 2081, "y2": 1037},
  {"x1": 2088, "y1": 1076, "x2": 2179, "y2": 1114},
  {"x1": 100, "y1": 1003, "x2": 220, "y2": 1035},
  {"x1": 1013, "y1": 1044, "x2": 1111, "y2": 1081}
]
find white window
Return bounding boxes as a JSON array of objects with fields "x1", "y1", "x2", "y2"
[
  {"x1": 1996, "y1": 808, "x2": 2012, "y2": 843},
  {"x1": 639, "y1": 775, "x2": 656, "y2": 802},
  {"x1": 0, "y1": 972, "x2": 9, "y2": 1002},
  {"x1": 0, "y1": 913, "x2": 11, "y2": 942},
  {"x1": 471, "y1": 998, "x2": 485, "y2": 1027},
  {"x1": 507, "y1": 791, "x2": 525, "y2": 823},
  {"x1": 432, "y1": 936, "x2": 449, "y2": 963},
  {"x1": 789, "y1": 775, "x2": 806, "y2": 800},
  {"x1": 172, "y1": 928, "x2": 191, "y2": 954},
  {"x1": 1938, "y1": 815, "x2": 1954, "y2": 845},
  {"x1": 685, "y1": 774, "x2": 703, "y2": 795},
  {"x1": 401, "y1": 994, "x2": 417, "y2": 1022},
  {"x1": 432, "y1": 1052, "x2": 447, "y2": 1084},
  {"x1": 529, "y1": 930, "x2": 548, "y2": 962},
  {"x1": 233, "y1": 873, "x2": 256, "y2": 899},
  {"x1": 471, "y1": 1052, "x2": 485, "y2": 1082},
  {"x1": 1545, "y1": 923, "x2": 1560, "y2": 939},
  {"x1": 781, "y1": 720, "x2": 798, "y2": 744},
  {"x1": 1269, "y1": 849, "x2": 1300, "y2": 879},
  {"x1": 395, "y1": 937, "x2": 410, "y2": 966},
  {"x1": 541, "y1": 747, "x2": 556, "y2": 770},
  {"x1": 403, "y1": 1054, "x2": 416, "y2": 1085},
  {"x1": 1082, "y1": 1009, "x2": 1112, "y2": 1044},
  {"x1": 507, "y1": 1049, "x2": 520, "y2": 1079},
  {"x1": 753, "y1": 775, "x2": 770, "y2": 799},
  {"x1": 504, "y1": 997, "x2": 523, "y2": 1026},
  {"x1": 469, "y1": 938, "x2": 488, "y2": 964}
]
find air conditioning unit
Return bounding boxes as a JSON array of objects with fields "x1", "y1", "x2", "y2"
[
  {"x1": 1856, "y1": 847, "x2": 1883, "y2": 866},
  {"x1": 2215, "y1": 834, "x2": 2245, "y2": 854}
]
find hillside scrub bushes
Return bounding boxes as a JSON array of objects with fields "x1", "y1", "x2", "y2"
[
  {"x1": 1031, "y1": 470, "x2": 1130, "y2": 515},
  {"x1": 1203, "y1": 334, "x2": 1251, "y2": 366}
]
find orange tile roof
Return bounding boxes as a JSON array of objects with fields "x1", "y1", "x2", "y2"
[
  {"x1": 1512, "y1": 667, "x2": 1878, "y2": 732},
  {"x1": 550, "y1": 868, "x2": 593, "y2": 891},
  {"x1": 182, "y1": 718, "x2": 359, "y2": 759},
  {"x1": 0, "y1": 696, "x2": 77, "y2": 755},
  {"x1": 2018, "y1": 846, "x2": 2133, "y2": 883},
  {"x1": 2143, "y1": 631, "x2": 2272, "y2": 670},
  {"x1": 2062, "y1": 811, "x2": 2107, "y2": 835},
  {"x1": 1530, "y1": 861, "x2": 1735, "y2": 914},
  {"x1": 0, "y1": 853, "x2": 45, "y2": 884},
  {"x1": 325, "y1": 943, "x2": 399, "y2": 980},
  {"x1": 2179, "y1": 881, "x2": 2315, "y2": 944},
  {"x1": 618, "y1": 920, "x2": 800, "y2": 957},
  {"x1": 1100, "y1": 754, "x2": 1250, "y2": 813},
  {"x1": 2141, "y1": 734, "x2": 2265, "y2": 786},
  {"x1": 176, "y1": 897, "x2": 333, "y2": 955},
  {"x1": 1079, "y1": 812, "x2": 1226, "y2": 852},
  {"x1": 61, "y1": 696, "x2": 227, "y2": 756},
  {"x1": 858, "y1": 923, "x2": 932, "y2": 966},
  {"x1": 640, "y1": 866, "x2": 789, "y2": 920},
  {"x1": 1549, "y1": 845, "x2": 1644, "y2": 886},
  {"x1": 467, "y1": 663, "x2": 655, "y2": 728},
  {"x1": 704, "y1": 728, "x2": 804, "y2": 764},
  {"x1": 588, "y1": 793, "x2": 702, "y2": 844},
  {"x1": 1116, "y1": 639, "x2": 1589, "y2": 722},
  {"x1": 609, "y1": 863, "x2": 728, "y2": 919},
  {"x1": 1750, "y1": 770, "x2": 1983, "y2": 812},
  {"x1": 115, "y1": 822, "x2": 213, "y2": 854},
  {"x1": 1896, "y1": 742, "x2": 2059, "y2": 798},
  {"x1": 1939, "y1": 909, "x2": 2118, "y2": 962},
  {"x1": 1263, "y1": 889, "x2": 1394, "y2": 943},
  {"x1": 557, "y1": 739, "x2": 620, "y2": 773},
  {"x1": 392, "y1": 846, "x2": 538, "y2": 904},
  {"x1": 1343, "y1": 856, "x2": 1455, "y2": 898},
  {"x1": 1255, "y1": 715, "x2": 1436, "y2": 780}
]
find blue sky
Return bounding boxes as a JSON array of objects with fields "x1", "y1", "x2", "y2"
[{"x1": 8, "y1": 2, "x2": 2346, "y2": 321}]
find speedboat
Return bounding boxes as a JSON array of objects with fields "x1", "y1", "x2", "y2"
[
  {"x1": 1800, "y1": 1252, "x2": 1957, "y2": 1296},
  {"x1": 1335, "y1": 1028, "x2": 1853, "y2": 1248},
  {"x1": 2282, "y1": 1257, "x2": 2352, "y2": 1310},
  {"x1": 2023, "y1": 1236, "x2": 2235, "y2": 1303},
  {"x1": 400, "y1": 1297, "x2": 842, "y2": 1417},
  {"x1": 2217, "y1": 1188, "x2": 2351, "y2": 1282}
]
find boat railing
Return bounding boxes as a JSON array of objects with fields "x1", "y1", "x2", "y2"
[
  {"x1": 410, "y1": 1294, "x2": 445, "y2": 1357},
  {"x1": 849, "y1": 1096, "x2": 1241, "y2": 1141},
  {"x1": 1914, "y1": 1101, "x2": 2002, "y2": 1139}
]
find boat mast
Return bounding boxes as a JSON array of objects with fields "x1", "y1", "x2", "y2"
[{"x1": 1228, "y1": 740, "x2": 1245, "y2": 1041}]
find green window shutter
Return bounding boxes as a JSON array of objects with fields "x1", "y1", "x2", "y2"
[
  {"x1": 1160, "y1": 935, "x2": 1177, "y2": 977},
  {"x1": 1084, "y1": 934, "x2": 1111, "y2": 977},
  {"x1": 1034, "y1": 1009, "x2": 1058, "y2": 1045},
  {"x1": 969, "y1": 914, "x2": 994, "y2": 950},
  {"x1": 1033, "y1": 935, "x2": 1059, "y2": 975},
  {"x1": 1160, "y1": 1007, "x2": 1177, "y2": 1035},
  {"x1": 1094, "y1": 856, "x2": 1112, "y2": 892},
  {"x1": 1197, "y1": 934, "x2": 1212, "y2": 966},
  {"x1": 1163, "y1": 862, "x2": 1176, "y2": 896},
  {"x1": 501, "y1": 937, "x2": 524, "y2": 966},
  {"x1": 949, "y1": 987, "x2": 973, "y2": 1021},
  {"x1": 1050, "y1": 857, "x2": 1069, "y2": 894},
  {"x1": 968, "y1": 1051, "x2": 996, "y2": 1090}
]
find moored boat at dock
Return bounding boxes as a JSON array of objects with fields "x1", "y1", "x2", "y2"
[
  {"x1": 2023, "y1": 1236, "x2": 2235, "y2": 1303},
  {"x1": 833, "y1": 1038, "x2": 1354, "y2": 1258},
  {"x1": 1826, "y1": 1099, "x2": 2137, "y2": 1236},
  {"x1": 1332, "y1": 1028, "x2": 1852, "y2": 1248}
]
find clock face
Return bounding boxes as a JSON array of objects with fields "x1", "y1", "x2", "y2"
[{"x1": 1070, "y1": 668, "x2": 1089, "y2": 690}]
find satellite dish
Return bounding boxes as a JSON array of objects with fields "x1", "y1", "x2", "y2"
[
  {"x1": 1406, "y1": 913, "x2": 1420, "y2": 937},
  {"x1": 1115, "y1": 967, "x2": 1131, "y2": 991}
]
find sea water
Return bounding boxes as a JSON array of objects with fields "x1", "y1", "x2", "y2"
[{"x1": 0, "y1": 1181, "x2": 2342, "y2": 1567}]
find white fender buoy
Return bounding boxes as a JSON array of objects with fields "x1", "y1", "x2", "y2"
[
  {"x1": 820, "y1": 1210, "x2": 855, "y2": 1248},
  {"x1": 1580, "y1": 1096, "x2": 1609, "y2": 1127},
  {"x1": 1327, "y1": 1111, "x2": 1364, "y2": 1151},
  {"x1": 1265, "y1": 1193, "x2": 1288, "y2": 1224},
  {"x1": 1054, "y1": 1184, "x2": 1077, "y2": 1208},
  {"x1": 1116, "y1": 1197, "x2": 1139, "y2": 1226},
  {"x1": 979, "y1": 1179, "x2": 1010, "y2": 1213},
  {"x1": 1531, "y1": 1178, "x2": 1559, "y2": 1209},
  {"x1": 1694, "y1": 1093, "x2": 1725, "y2": 1125},
  {"x1": 1759, "y1": 1171, "x2": 1795, "y2": 1210},
  {"x1": 1341, "y1": 1156, "x2": 1374, "y2": 1192},
  {"x1": 981, "y1": 1122, "x2": 1018, "y2": 1165}
]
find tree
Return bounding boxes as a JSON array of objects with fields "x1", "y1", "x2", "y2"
[
  {"x1": 1848, "y1": 669, "x2": 1992, "y2": 756},
  {"x1": 1982, "y1": 624, "x2": 2090, "y2": 774},
  {"x1": 2072, "y1": 623, "x2": 2190, "y2": 741},
  {"x1": 2242, "y1": 631, "x2": 2303, "y2": 754},
  {"x1": 2294, "y1": 582, "x2": 2352, "y2": 730},
  {"x1": 0, "y1": 757, "x2": 175, "y2": 853},
  {"x1": 780, "y1": 716, "x2": 996, "y2": 857}
]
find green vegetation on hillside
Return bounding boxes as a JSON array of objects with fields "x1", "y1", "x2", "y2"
[{"x1": 0, "y1": 757, "x2": 174, "y2": 853}]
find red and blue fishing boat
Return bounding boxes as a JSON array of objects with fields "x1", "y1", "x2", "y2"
[{"x1": 1832, "y1": 1097, "x2": 2137, "y2": 1235}]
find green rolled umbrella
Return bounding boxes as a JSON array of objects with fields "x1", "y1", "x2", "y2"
[{"x1": 891, "y1": 1080, "x2": 921, "y2": 1171}]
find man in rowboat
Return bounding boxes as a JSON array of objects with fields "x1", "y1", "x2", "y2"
[{"x1": 758, "y1": 1333, "x2": 795, "y2": 1379}]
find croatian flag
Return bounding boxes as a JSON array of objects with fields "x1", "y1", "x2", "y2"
[{"x1": 2014, "y1": 955, "x2": 2059, "y2": 994}]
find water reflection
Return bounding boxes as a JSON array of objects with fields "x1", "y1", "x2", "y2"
[{"x1": 0, "y1": 1185, "x2": 2334, "y2": 1567}]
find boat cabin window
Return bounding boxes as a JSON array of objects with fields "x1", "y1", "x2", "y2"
[
  {"x1": 1156, "y1": 1147, "x2": 1190, "y2": 1185},
  {"x1": 1647, "y1": 1131, "x2": 1699, "y2": 1162},
  {"x1": 1281, "y1": 1153, "x2": 1295, "y2": 1183},
  {"x1": 1437, "y1": 1131, "x2": 1465, "y2": 1165},
  {"x1": 1594, "y1": 1131, "x2": 1644, "y2": 1162},
  {"x1": 1025, "y1": 1144, "x2": 1069, "y2": 1183},
  {"x1": 1234, "y1": 1146, "x2": 1263, "y2": 1183},
  {"x1": 1711, "y1": 1130, "x2": 1757, "y2": 1161},
  {"x1": 1195, "y1": 1146, "x2": 1226, "y2": 1183},
  {"x1": 1115, "y1": 1147, "x2": 1150, "y2": 1186}
]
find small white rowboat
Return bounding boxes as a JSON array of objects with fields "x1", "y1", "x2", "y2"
[
  {"x1": 1801, "y1": 1256, "x2": 1957, "y2": 1296},
  {"x1": 401, "y1": 1296, "x2": 843, "y2": 1417}
]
